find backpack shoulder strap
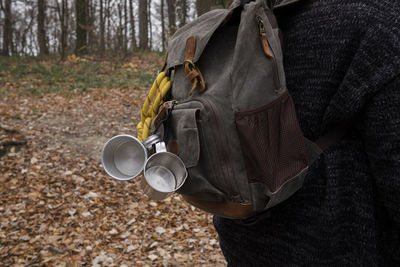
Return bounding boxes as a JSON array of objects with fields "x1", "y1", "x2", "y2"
[
  {"x1": 315, "y1": 124, "x2": 348, "y2": 151},
  {"x1": 230, "y1": 0, "x2": 276, "y2": 9},
  {"x1": 305, "y1": 124, "x2": 349, "y2": 164},
  {"x1": 273, "y1": 0, "x2": 304, "y2": 10}
]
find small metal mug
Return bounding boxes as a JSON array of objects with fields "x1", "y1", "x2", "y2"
[
  {"x1": 141, "y1": 142, "x2": 187, "y2": 200},
  {"x1": 101, "y1": 134, "x2": 161, "y2": 180}
]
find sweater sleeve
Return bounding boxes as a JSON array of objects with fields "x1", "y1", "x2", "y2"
[{"x1": 360, "y1": 75, "x2": 400, "y2": 225}]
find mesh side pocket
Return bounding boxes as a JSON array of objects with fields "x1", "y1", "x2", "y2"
[{"x1": 235, "y1": 91, "x2": 308, "y2": 192}]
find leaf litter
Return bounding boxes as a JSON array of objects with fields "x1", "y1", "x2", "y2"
[{"x1": 0, "y1": 55, "x2": 226, "y2": 266}]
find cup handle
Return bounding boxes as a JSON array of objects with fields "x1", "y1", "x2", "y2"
[
  {"x1": 155, "y1": 142, "x2": 167, "y2": 153},
  {"x1": 142, "y1": 134, "x2": 162, "y2": 150}
]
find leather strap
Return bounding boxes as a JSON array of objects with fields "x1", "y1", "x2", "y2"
[
  {"x1": 315, "y1": 124, "x2": 348, "y2": 151},
  {"x1": 304, "y1": 124, "x2": 348, "y2": 165},
  {"x1": 184, "y1": 36, "x2": 206, "y2": 95},
  {"x1": 182, "y1": 195, "x2": 254, "y2": 219}
]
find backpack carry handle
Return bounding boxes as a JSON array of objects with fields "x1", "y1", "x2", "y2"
[
  {"x1": 230, "y1": 0, "x2": 254, "y2": 8},
  {"x1": 230, "y1": 0, "x2": 276, "y2": 9}
]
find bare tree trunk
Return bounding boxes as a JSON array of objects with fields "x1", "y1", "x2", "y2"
[
  {"x1": 2, "y1": 0, "x2": 12, "y2": 56},
  {"x1": 51, "y1": 6, "x2": 57, "y2": 53},
  {"x1": 129, "y1": 0, "x2": 137, "y2": 51},
  {"x1": 56, "y1": 0, "x2": 68, "y2": 60},
  {"x1": 160, "y1": 0, "x2": 165, "y2": 52},
  {"x1": 138, "y1": 0, "x2": 148, "y2": 50},
  {"x1": 65, "y1": 0, "x2": 69, "y2": 51},
  {"x1": 61, "y1": 0, "x2": 68, "y2": 59},
  {"x1": 55, "y1": 1, "x2": 61, "y2": 54},
  {"x1": 37, "y1": 0, "x2": 49, "y2": 55},
  {"x1": 166, "y1": 0, "x2": 176, "y2": 36},
  {"x1": 29, "y1": 15, "x2": 36, "y2": 55},
  {"x1": 106, "y1": 0, "x2": 111, "y2": 51},
  {"x1": 117, "y1": 3, "x2": 123, "y2": 51},
  {"x1": 99, "y1": 0, "x2": 105, "y2": 53},
  {"x1": 87, "y1": 0, "x2": 95, "y2": 53},
  {"x1": 179, "y1": 0, "x2": 187, "y2": 27},
  {"x1": 75, "y1": 0, "x2": 87, "y2": 54},
  {"x1": 124, "y1": 0, "x2": 128, "y2": 53},
  {"x1": 22, "y1": 8, "x2": 35, "y2": 55},
  {"x1": 148, "y1": 0, "x2": 152, "y2": 49}
]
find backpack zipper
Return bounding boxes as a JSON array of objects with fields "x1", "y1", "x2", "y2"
[
  {"x1": 257, "y1": 16, "x2": 274, "y2": 58},
  {"x1": 256, "y1": 15, "x2": 281, "y2": 93}
]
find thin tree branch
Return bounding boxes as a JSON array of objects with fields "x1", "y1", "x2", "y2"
[
  {"x1": 0, "y1": 140, "x2": 27, "y2": 147},
  {"x1": 0, "y1": 122, "x2": 20, "y2": 134},
  {"x1": 0, "y1": 123, "x2": 27, "y2": 147}
]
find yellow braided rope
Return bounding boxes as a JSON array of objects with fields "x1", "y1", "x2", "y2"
[{"x1": 137, "y1": 71, "x2": 172, "y2": 141}]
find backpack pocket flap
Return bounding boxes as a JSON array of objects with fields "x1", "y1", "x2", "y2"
[
  {"x1": 166, "y1": 7, "x2": 237, "y2": 69},
  {"x1": 170, "y1": 108, "x2": 200, "y2": 168}
]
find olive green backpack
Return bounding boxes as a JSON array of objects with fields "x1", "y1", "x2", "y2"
[{"x1": 151, "y1": 0, "x2": 344, "y2": 219}]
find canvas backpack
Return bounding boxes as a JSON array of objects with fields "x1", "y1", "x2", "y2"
[{"x1": 145, "y1": 0, "x2": 343, "y2": 219}]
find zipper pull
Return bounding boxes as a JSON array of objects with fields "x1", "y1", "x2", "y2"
[{"x1": 257, "y1": 16, "x2": 274, "y2": 58}]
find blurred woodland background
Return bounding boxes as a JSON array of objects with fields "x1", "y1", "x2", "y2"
[
  {"x1": 0, "y1": 0, "x2": 234, "y2": 266},
  {"x1": 0, "y1": 0, "x2": 233, "y2": 57}
]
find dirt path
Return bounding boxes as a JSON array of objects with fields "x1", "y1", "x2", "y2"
[{"x1": 0, "y1": 88, "x2": 226, "y2": 266}]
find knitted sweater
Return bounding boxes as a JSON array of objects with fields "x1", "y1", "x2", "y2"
[{"x1": 213, "y1": 0, "x2": 400, "y2": 266}]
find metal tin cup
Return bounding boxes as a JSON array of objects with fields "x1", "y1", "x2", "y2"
[
  {"x1": 141, "y1": 142, "x2": 187, "y2": 200},
  {"x1": 101, "y1": 134, "x2": 162, "y2": 181}
]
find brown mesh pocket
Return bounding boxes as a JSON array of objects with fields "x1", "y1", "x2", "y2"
[{"x1": 235, "y1": 91, "x2": 308, "y2": 192}]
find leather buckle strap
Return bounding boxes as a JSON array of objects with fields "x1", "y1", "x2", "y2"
[{"x1": 184, "y1": 36, "x2": 206, "y2": 95}]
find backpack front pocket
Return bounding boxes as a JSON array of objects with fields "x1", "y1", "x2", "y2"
[
  {"x1": 235, "y1": 91, "x2": 308, "y2": 192},
  {"x1": 169, "y1": 101, "x2": 237, "y2": 201},
  {"x1": 169, "y1": 108, "x2": 201, "y2": 168}
]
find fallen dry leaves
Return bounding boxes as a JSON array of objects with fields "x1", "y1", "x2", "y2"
[{"x1": 0, "y1": 55, "x2": 226, "y2": 266}]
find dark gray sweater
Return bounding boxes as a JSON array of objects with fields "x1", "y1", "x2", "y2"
[{"x1": 213, "y1": 0, "x2": 400, "y2": 266}]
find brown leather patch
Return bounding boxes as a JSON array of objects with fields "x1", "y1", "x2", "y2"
[
  {"x1": 185, "y1": 36, "x2": 196, "y2": 61},
  {"x1": 182, "y1": 195, "x2": 254, "y2": 219},
  {"x1": 261, "y1": 32, "x2": 274, "y2": 58}
]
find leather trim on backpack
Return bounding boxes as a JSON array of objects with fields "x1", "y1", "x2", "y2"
[
  {"x1": 184, "y1": 36, "x2": 206, "y2": 95},
  {"x1": 185, "y1": 36, "x2": 197, "y2": 61},
  {"x1": 182, "y1": 195, "x2": 254, "y2": 219}
]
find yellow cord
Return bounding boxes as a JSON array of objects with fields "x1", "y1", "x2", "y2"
[{"x1": 137, "y1": 71, "x2": 172, "y2": 141}]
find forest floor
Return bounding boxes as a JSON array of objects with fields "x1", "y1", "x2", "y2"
[{"x1": 0, "y1": 54, "x2": 226, "y2": 266}]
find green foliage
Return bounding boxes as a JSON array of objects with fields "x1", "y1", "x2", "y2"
[
  {"x1": 0, "y1": 52, "x2": 162, "y2": 96},
  {"x1": 134, "y1": 70, "x2": 157, "y2": 87}
]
